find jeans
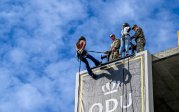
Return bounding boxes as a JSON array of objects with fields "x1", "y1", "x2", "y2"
[
  {"x1": 119, "y1": 35, "x2": 130, "y2": 56},
  {"x1": 79, "y1": 50, "x2": 100, "y2": 76}
]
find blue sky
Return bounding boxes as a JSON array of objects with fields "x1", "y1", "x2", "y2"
[{"x1": 0, "y1": 0, "x2": 179, "y2": 112}]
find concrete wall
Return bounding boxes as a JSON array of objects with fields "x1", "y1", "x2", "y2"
[{"x1": 152, "y1": 47, "x2": 179, "y2": 112}]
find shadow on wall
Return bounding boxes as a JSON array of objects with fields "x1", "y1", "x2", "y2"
[{"x1": 94, "y1": 62, "x2": 132, "y2": 86}]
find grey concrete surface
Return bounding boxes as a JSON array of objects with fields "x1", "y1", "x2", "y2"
[{"x1": 152, "y1": 47, "x2": 179, "y2": 112}]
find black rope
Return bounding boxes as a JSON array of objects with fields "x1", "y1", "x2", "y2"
[
  {"x1": 126, "y1": 79, "x2": 128, "y2": 112},
  {"x1": 128, "y1": 57, "x2": 135, "y2": 112},
  {"x1": 126, "y1": 58, "x2": 129, "y2": 112},
  {"x1": 122, "y1": 67, "x2": 124, "y2": 112},
  {"x1": 87, "y1": 50, "x2": 105, "y2": 53},
  {"x1": 77, "y1": 59, "x2": 81, "y2": 112}
]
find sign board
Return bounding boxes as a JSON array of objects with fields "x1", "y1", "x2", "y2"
[{"x1": 75, "y1": 51, "x2": 153, "y2": 112}]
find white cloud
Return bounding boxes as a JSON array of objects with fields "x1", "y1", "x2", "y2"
[
  {"x1": 0, "y1": 68, "x2": 13, "y2": 92},
  {"x1": 0, "y1": 0, "x2": 179, "y2": 112},
  {"x1": 9, "y1": 48, "x2": 28, "y2": 64},
  {"x1": 15, "y1": 84, "x2": 44, "y2": 110}
]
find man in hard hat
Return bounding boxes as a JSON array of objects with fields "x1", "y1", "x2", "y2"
[
  {"x1": 131, "y1": 24, "x2": 146, "y2": 53},
  {"x1": 104, "y1": 34, "x2": 120, "y2": 61},
  {"x1": 76, "y1": 36, "x2": 101, "y2": 78}
]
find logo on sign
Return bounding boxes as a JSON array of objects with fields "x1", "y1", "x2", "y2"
[
  {"x1": 89, "y1": 82, "x2": 132, "y2": 112},
  {"x1": 102, "y1": 82, "x2": 120, "y2": 95}
]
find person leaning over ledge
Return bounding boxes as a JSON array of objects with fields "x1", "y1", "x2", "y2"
[
  {"x1": 131, "y1": 24, "x2": 146, "y2": 53},
  {"x1": 75, "y1": 36, "x2": 101, "y2": 78}
]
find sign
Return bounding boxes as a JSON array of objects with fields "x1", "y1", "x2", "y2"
[{"x1": 75, "y1": 52, "x2": 153, "y2": 112}]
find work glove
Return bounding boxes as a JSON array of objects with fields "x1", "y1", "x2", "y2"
[{"x1": 78, "y1": 49, "x2": 83, "y2": 54}]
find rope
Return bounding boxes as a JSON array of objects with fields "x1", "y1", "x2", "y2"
[
  {"x1": 128, "y1": 57, "x2": 135, "y2": 112},
  {"x1": 77, "y1": 59, "x2": 81, "y2": 112},
  {"x1": 122, "y1": 67, "x2": 124, "y2": 112},
  {"x1": 126, "y1": 58, "x2": 129, "y2": 112},
  {"x1": 125, "y1": 77, "x2": 128, "y2": 112},
  {"x1": 87, "y1": 50, "x2": 105, "y2": 53}
]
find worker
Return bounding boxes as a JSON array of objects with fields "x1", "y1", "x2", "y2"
[
  {"x1": 131, "y1": 24, "x2": 146, "y2": 53},
  {"x1": 76, "y1": 36, "x2": 101, "y2": 78},
  {"x1": 119, "y1": 23, "x2": 131, "y2": 57},
  {"x1": 104, "y1": 34, "x2": 120, "y2": 61}
]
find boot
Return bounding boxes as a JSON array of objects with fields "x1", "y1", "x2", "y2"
[
  {"x1": 91, "y1": 73, "x2": 97, "y2": 79},
  {"x1": 126, "y1": 52, "x2": 129, "y2": 57}
]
